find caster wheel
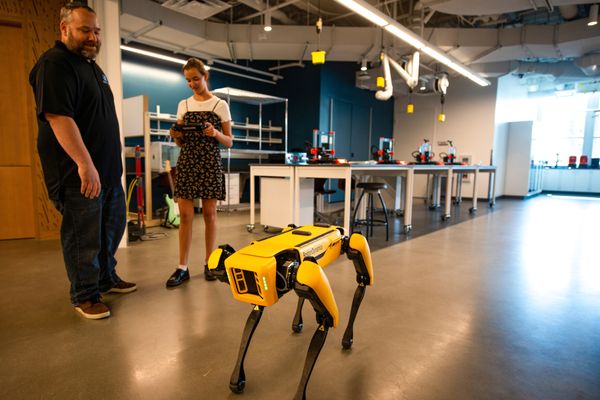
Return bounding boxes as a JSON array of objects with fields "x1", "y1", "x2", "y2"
[
  {"x1": 263, "y1": 225, "x2": 269, "y2": 232},
  {"x1": 229, "y1": 379, "x2": 246, "y2": 394},
  {"x1": 342, "y1": 337, "x2": 353, "y2": 350},
  {"x1": 469, "y1": 207, "x2": 477, "y2": 214},
  {"x1": 428, "y1": 205, "x2": 436, "y2": 210},
  {"x1": 489, "y1": 203, "x2": 495, "y2": 208},
  {"x1": 403, "y1": 225, "x2": 412, "y2": 234},
  {"x1": 246, "y1": 224, "x2": 254, "y2": 232},
  {"x1": 394, "y1": 210, "x2": 404, "y2": 217},
  {"x1": 441, "y1": 215, "x2": 450, "y2": 221},
  {"x1": 292, "y1": 323, "x2": 303, "y2": 333}
]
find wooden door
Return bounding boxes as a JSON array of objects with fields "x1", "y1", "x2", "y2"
[{"x1": 0, "y1": 23, "x2": 36, "y2": 239}]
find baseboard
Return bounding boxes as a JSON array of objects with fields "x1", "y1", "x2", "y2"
[{"x1": 542, "y1": 190, "x2": 600, "y2": 198}]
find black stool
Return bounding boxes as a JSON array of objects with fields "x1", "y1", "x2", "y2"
[{"x1": 352, "y1": 182, "x2": 389, "y2": 241}]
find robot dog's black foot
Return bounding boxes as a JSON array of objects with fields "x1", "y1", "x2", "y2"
[{"x1": 229, "y1": 378, "x2": 245, "y2": 394}]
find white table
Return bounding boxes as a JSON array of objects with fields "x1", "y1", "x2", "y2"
[
  {"x1": 249, "y1": 163, "x2": 496, "y2": 234},
  {"x1": 293, "y1": 164, "x2": 415, "y2": 234}
]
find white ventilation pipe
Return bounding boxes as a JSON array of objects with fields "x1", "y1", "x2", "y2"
[
  {"x1": 375, "y1": 52, "x2": 420, "y2": 100},
  {"x1": 376, "y1": 53, "x2": 394, "y2": 100}
]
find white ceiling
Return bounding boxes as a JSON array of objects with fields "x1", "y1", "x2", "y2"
[{"x1": 120, "y1": 0, "x2": 600, "y2": 83}]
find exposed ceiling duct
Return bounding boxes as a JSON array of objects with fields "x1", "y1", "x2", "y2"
[
  {"x1": 121, "y1": 0, "x2": 600, "y2": 86},
  {"x1": 419, "y1": 0, "x2": 595, "y2": 16}
]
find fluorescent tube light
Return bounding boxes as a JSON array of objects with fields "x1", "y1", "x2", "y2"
[
  {"x1": 120, "y1": 45, "x2": 282, "y2": 85},
  {"x1": 120, "y1": 45, "x2": 187, "y2": 65},
  {"x1": 384, "y1": 25, "x2": 425, "y2": 49},
  {"x1": 333, "y1": 0, "x2": 490, "y2": 87},
  {"x1": 335, "y1": 0, "x2": 387, "y2": 26}
]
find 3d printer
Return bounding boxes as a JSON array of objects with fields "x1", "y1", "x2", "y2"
[
  {"x1": 371, "y1": 137, "x2": 404, "y2": 164},
  {"x1": 306, "y1": 129, "x2": 346, "y2": 164}
]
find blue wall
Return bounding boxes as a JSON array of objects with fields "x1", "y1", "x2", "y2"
[
  {"x1": 121, "y1": 52, "x2": 394, "y2": 160},
  {"x1": 319, "y1": 62, "x2": 395, "y2": 160}
]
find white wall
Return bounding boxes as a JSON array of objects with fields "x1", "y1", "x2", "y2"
[{"x1": 393, "y1": 76, "x2": 498, "y2": 198}]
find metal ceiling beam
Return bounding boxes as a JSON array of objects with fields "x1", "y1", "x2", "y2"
[
  {"x1": 237, "y1": 0, "x2": 301, "y2": 23},
  {"x1": 236, "y1": 0, "x2": 297, "y2": 24},
  {"x1": 123, "y1": 20, "x2": 162, "y2": 44}
]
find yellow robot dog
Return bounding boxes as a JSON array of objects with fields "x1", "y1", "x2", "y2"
[{"x1": 208, "y1": 223, "x2": 374, "y2": 400}]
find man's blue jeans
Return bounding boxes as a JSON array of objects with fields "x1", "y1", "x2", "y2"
[{"x1": 55, "y1": 186, "x2": 126, "y2": 305}]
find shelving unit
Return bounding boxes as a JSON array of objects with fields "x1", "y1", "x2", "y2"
[
  {"x1": 212, "y1": 87, "x2": 288, "y2": 160},
  {"x1": 212, "y1": 87, "x2": 288, "y2": 211},
  {"x1": 122, "y1": 95, "x2": 177, "y2": 223}
]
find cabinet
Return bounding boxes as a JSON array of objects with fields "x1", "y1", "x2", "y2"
[
  {"x1": 504, "y1": 121, "x2": 544, "y2": 197},
  {"x1": 218, "y1": 173, "x2": 241, "y2": 206},
  {"x1": 542, "y1": 168, "x2": 600, "y2": 193}
]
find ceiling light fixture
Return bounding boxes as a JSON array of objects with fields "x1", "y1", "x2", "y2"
[
  {"x1": 588, "y1": 4, "x2": 598, "y2": 26},
  {"x1": 332, "y1": 0, "x2": 490, "y2": 87},
  {"x1": 264, "y1": 12, "x2": 272, "y2": 32},
  {"x1": 360, "y1": 58, "x2": 368, "y2": 71}
]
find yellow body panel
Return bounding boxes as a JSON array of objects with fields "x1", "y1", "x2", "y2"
[
  {"x1": 219, "y1": 225, "x2": 344, "y2": 307},
  {"x1": 224, "y1": 253, "x2": 278, "y2": 307},
  {"x1": 296, "y1": 261, "x2": 339, "y2": 328},
  {"x1": 238, "y1": 225, "x2": 343, "y2": 258}
]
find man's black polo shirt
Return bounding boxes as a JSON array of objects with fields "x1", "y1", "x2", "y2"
[{"x1": 29, "y1": 41, "x2": 122, "y2": 201}]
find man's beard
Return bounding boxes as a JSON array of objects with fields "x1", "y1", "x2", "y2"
[{"x1": 65, "y1": 31, "x2": 101, "y2": 60}]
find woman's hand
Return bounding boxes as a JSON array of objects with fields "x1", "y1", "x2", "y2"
[
  {"x1": 202, "y1": 122, "x2": 218, "y2": 138},
  {"x1": 170, "y1": 125, "x2": 184, "y2": 146}
]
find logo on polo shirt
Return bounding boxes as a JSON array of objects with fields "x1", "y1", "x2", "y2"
[{"x1": 102, "y1": 74, "x2": 109, "y2": 84}]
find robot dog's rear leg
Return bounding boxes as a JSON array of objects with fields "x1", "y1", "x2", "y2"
[
  {"x1": 342, "y1": 233, "x2": 374, "y2": 350},
  {"x1": 293, "y1": 322, "x2": 330, "y2": 400},
  {"x1": 229, "y1": 305, "x2": 264, "y2": 394},
  {"x1": 292, "y1": 297, "x2": 305, "y2": 333},
  {"x1": 342, "y1": 284, "x2": 366, "y2": 349},
  {"x1": 292, "y1": 259, "x2": 339, "y2": 400}
]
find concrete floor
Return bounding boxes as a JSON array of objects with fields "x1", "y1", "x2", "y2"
[{"x1": 1, "y1": 195, "x2": 599, "y2": 400}]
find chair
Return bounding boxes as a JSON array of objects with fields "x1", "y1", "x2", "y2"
[
  {"x1": 314, "y1": 178, "x2": 337, "y2": 223},
  {"x1": 352, "y1": 182, "x2": 389, "y2": 241}
]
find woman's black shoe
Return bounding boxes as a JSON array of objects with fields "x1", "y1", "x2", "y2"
[
  {"x1": 204, "y1": 264, "x2": 217, "y2": 281},
  {"x1": 166, "y1": 268, "x2": 190, "y2": 287}
]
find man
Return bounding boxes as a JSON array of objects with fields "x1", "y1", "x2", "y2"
[{"x1": 29, "y1": 2, "x2": 136, "y2": 319}]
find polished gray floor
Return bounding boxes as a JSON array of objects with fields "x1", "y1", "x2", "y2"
[{"x1": 1, "y1": 195, "x2": 599, "y2": 400}]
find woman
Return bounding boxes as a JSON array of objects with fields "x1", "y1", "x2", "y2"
[{"x1": 166, "y1": 58, "x2": 233, "y2": 287}]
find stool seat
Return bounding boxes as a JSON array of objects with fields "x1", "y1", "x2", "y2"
[{"x1": 356, "y1": 182, "x2": 388, "y2": 191}]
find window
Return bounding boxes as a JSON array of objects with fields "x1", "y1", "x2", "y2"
[{"x1": 531, "y1": 92, "x2": 599, "y2": 166}]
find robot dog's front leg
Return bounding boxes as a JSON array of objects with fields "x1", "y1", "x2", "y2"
[
  {"x1": 207, "y1": 244, "x2": 236, "y2": 283},
  {"x1": 229, "y1": 305, "x2": 264, "y2": 394},
  {"x1": 342, "y1": 233, "x2": 374, "y2": 349},
  {"x1": 292, "y1": 260, "x2": 339, "y2": 400}
]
